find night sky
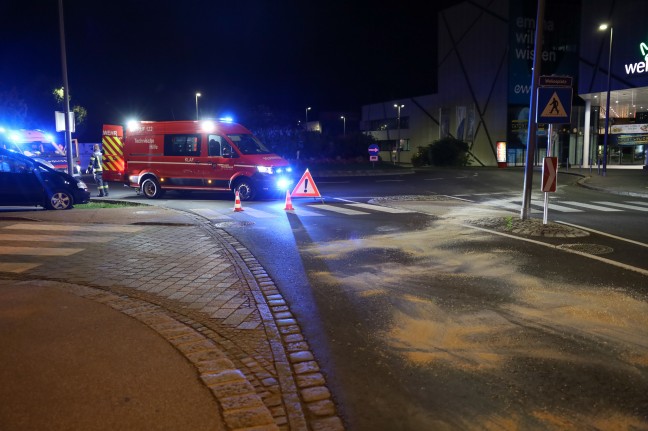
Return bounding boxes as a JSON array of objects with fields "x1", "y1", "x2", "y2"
[{"x1": 1, "y1": 0, "x2": 455, "y2": 140}]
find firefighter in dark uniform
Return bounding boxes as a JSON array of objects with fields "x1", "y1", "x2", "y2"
[{"x1": 86, "y1": 144, "x2": 109, "y2": 197}]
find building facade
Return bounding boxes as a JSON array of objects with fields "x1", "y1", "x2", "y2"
[{"x1": 361, "y1": 0, "x2": 648, "y2": 169}]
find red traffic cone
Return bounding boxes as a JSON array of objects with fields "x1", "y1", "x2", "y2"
[
  {"x1": 233, "y1": 190, "x2": 244, "y2": 212},
  {"x1": 284, "y1": 190, "x2": 295, "y2": 211}
]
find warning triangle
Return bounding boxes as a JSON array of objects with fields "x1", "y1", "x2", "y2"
[
  {"x1": 540, "y1": 92, "x2": 568, "y2": 117},
  {"x1": 291, "y1": 168, "x2": 321, "y2": 197}
]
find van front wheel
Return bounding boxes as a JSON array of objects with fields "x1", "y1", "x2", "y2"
[
  {"x1": 141, "y1": 178, "x2": 163, "y2": 199},
  {"x1": 233, "y1": 179, "x2": 256, "y2": 201}
]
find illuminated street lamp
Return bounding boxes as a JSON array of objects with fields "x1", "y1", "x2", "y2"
[
  {"x1": 394, "y1": 103, "x2": 404, "y2": 164},
  {"x1": 305, "y1": 107, "x2": 311, "y2": 129},
  {"x1": 599, "y1": 23, "x2": 613, "y2": 176},
  {"x1": 195, "y1": 92, "x2": 201, "y2": 120},
  {"x1": 340, "y1": 115, "x2": 346, "y2": 136}
]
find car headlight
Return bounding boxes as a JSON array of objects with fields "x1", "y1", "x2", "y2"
[
  {"x1": 257, "y1": 166, "x2": 273, "y2": 174},
  {"x1": 76, "y1": 180, "x2": 88, "y2": 189}
]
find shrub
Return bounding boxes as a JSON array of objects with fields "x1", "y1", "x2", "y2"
[
  {"x1": 410, "y1": 146, "x2": 431, "y2": 167},
  {"x1": 429, "y1": 137, "x2": 469, "y2": 166}
]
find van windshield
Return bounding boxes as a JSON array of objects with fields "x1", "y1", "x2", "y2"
[
  {"x1": 13, "y1": 141, "x2": 65, "y2": 158},
  {"x1": 227, "y1": 134, "x2": 272, "y2": 155}
]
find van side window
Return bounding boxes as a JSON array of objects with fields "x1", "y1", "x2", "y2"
[
  {"x1": 221, "y1": 143, "x2": 238, "y2": 158},
  {"x1": 164, "y1": 135, "x2": 201, "y2": 156},
  {"x1": 208, "y1": 135, "x2": 223, "y2": 157}
]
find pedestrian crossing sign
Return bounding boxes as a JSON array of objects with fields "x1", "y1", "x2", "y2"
[
  {"x1": 537, "y1": 87, "x2": 572, "y2": 124},
  {"x1": 291, "y1": 168, "x2": 322, "y2": 198}
]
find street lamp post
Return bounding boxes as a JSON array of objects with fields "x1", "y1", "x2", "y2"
[
  {"x1": 305, "y1": 107, "x2": 311, "y2": 130},
  {"x1": 195, "y1": 92, "x2": 201, "y2": 120},
  {"x1": 394, "y1": 104, "x2": 404, "y2": 164},
  {"x1": 599, "y1": 23, "x2": 613, "y2": 177},
  {"x1": 340, "y1": 115, "x2": 346, "y2": 136}
]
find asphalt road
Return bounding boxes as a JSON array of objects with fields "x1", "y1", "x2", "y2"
[{"x1": 91, "y1": 169, "x2": 648, "y2": 430}]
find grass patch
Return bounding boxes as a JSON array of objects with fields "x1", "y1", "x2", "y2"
[{"x1": 75, "y1": 201, "x2": 140, "y2": 209}]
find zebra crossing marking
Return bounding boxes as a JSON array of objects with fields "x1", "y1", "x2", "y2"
[
  {"x1": 0, "y1": 246, "x2": 83, "y2": 256},
  {"x1": 592, "y1": 201, "x2": 648, "y2": 212},
  {"x1": 0, "y1": 223, "x2": 138, "y2": 274},
  {"x1": 345, "y1": 203, "x2": 414, "y2": 214},
  {"x1": 0, "y1": 233, "x2": 117, "y2": 243},
  {"x1": 482, "y1": 196, "x2": 648, "y2": 214},
  {"x1": 194, "y1": 202, "x2": 416, "y2": 219},
  {"x1": 306, "y1": 204, "x2": 369, "y2": 215},
  {"x1": 558, "y1": 201, "x2": 622, "y2": 212},
  {"x1": 531, "y1": 200, "x2": 583, "y2": 212},
  {"x1": 483, "y1": 199, "x2": 526, "y2": 211},
  {"x1": 627, "y1": 201, "x2": 648, "y2": 207},
  {"x1": 0, "y1": 262, "x2": 40, "y2": 273},
  {"x1": 3, "y1": 223, "x2": 143, "y2": 233}
]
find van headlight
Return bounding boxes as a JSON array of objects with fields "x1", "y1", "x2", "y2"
[
  {"x1": 257, "y1": 166, "x2": 273, "y2": 174},
  {"x1": 276, "y1": 177, "x2": 292, "y2": 190},
  {"x1": 275, "y1": 166, "x2": 292, "y2": 174}
]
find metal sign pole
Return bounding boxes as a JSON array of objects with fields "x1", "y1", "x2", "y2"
[
  {"x1": 543, "y1": 124, "x2": 553, "y2": 225},
  {"x1": 520, "y1": 0, "x2": 546, "y2": 220}
]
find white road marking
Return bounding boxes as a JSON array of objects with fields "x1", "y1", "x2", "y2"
[
  {"x1": 593, "y1": 201, "x2": 648, "y2": 212},
  {"x1": 465, "y1": 224, "x2": 648, "y2": 277},
  {"x1": 3, "y1": 223, "x2": 143, "y2": 233},
  {"x1": 556, "y1": 221, "x2": 648, "y2": 248},
  {"x1": 345, "y1": 203, "x2": 414, "y2": 213},
  {"x1": 0, "y1": 233, "x2": 116, "y2": 242},
  {"x1": 308, "y1": 204, "x2": 369, "y2": 215},
  {"x1": 190, "y1": 208, "x2": 232, "y2": 220},
  {"x1": 0, "y1": 262, "x2": 40, "y2": 273},
  {"x1": 0, "y1": 246, "x2": 83, "y2": 256},
  {"x1": 531, "y1": 199, "x2": 583, "y2": 212},
  {"x1": 557, "y1": 201, "x2": 622, "y2": 212},
  {"x1": 483, "y1": 199, "x2": 525, "y2": 211},
  {"x1": 627, "y1": 201, "x2": 648, "y2": 207}
]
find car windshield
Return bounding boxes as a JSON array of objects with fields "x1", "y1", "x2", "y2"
[{"x1": 227, "y1": 134, "x2": 272, "y2": 155}]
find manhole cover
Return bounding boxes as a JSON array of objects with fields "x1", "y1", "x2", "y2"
[{"x1": 557, "y1": 243, "x2": 614, "y2": 255}]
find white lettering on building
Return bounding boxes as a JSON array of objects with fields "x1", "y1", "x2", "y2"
[{"x1": 624, "y1": 42, "x2": 648, "y2": 76}]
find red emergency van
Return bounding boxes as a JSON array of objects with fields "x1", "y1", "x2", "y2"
[{"x1": 102, "y1": 120, "x2": 293, "y2": 200}]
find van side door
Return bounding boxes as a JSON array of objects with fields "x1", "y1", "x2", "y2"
[{"x1": 206, "y1": 134, "x2": 238, "y2": 189}]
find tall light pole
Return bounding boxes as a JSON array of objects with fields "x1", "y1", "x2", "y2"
[
  {"x1": 58, "y1": 0, "x2": 73, "y2": 174},
  {"x1": 195, "y1": 92, "x2": 201, "y2": 120},
  {"x1": 340, "y1": 115, "x2": 346, "y2": 136},
  {"x1": 305, "y1": 107, "x2": 311, "y2": 130},
  {"x1": 599, "y1": 23, "x2": 613, "y2": 177},
  {"x1": 394, "y1": 104, "x2": 404, "y2": 164}
]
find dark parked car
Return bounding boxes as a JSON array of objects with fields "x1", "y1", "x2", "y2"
[{"x1": 0, "y1": 147, "x2": 90, "y2": 210}]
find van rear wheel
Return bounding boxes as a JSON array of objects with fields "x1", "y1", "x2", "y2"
[
  {"x1": 141, "y1": 178, "x2": 163, "y2": 199},
  {"x1": 233, "y1": 179, "x2": 256, "y2": 201}
]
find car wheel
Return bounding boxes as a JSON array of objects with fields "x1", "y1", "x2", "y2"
[
  {"x1": 233, "y1": 179, "x2": 256, "y2": 201},
  {"x1": 141, "y1": 177, "x2": 162, "y2": 199},
  {"x1": 46, "y1": 191, "x2": 74, "y2": 210}
]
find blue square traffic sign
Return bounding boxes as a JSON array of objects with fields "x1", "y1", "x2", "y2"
[{"x1": 537, "y1": 87, "x2": 572, "y2": 124}]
